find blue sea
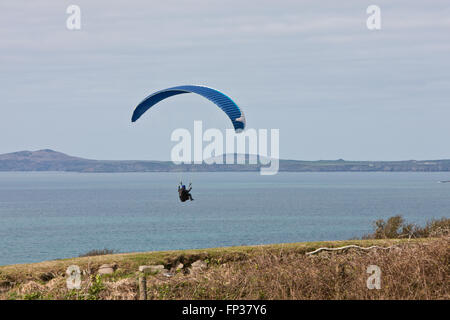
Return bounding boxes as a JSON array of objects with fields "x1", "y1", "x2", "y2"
[{"x1": 0, "y1": 172, "x2": 449, "y2": 266}]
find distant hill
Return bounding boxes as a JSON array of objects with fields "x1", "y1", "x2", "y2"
[{"x1": 0, "y1": 149, "x2": 450, "y2": 172}]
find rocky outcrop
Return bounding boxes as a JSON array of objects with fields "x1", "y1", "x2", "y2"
[
  {"x1": 98, "y1": 264, "x2": 117, "y2": 275},
  {"x1": 139, "y1": 265, "x2": 169, "y2": 275},
  {"x1": 189, "y1": 260, "x2": 208, "y2": 274}
]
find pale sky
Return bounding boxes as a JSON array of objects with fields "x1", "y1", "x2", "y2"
[{"x1": 1, "y1": 0, "x2": 449, "y2": 161}]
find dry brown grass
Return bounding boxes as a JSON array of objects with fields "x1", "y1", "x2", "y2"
[
  {"x1": 145, "y1": 237, "x2": 449, "y2": 300},
  {"x1": 1, "y1": 237, "x2": 447, "y2": 300}
]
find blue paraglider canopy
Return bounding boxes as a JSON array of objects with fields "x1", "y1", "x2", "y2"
[{"x1": 131, "y1": 85, "x2": 246, "y2": 132}]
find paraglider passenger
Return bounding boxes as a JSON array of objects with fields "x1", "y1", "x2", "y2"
[{"x1": 178, "y1": 182, "x2": 194, "y2": 202}]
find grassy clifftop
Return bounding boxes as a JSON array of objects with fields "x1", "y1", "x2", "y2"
[{"x1": 1, "y1": 237, "x2": 448, "y2": 300}]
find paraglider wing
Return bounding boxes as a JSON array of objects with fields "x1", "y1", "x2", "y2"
[{"x1": 131, "y1": 85, "x2": 246, "y2": 132}]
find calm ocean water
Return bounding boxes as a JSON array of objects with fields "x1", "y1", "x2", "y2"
[{"x1": 0, "y1": 172, "x2": 449, "y2": 265}]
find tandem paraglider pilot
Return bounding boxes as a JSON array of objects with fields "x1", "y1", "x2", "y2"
[{"x1": 178, "y1": 182, "x2": 194, "y2": 202}]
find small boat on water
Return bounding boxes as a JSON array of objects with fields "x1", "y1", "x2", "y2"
[{"x1": 438, "y1": 180, "x2": 450, "y2": 183}]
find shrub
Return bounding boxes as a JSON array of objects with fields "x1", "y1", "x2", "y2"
[
  {"x1": 79, "y1": 248, "x2": 118, "y2": 257},
  {"x1": 87, "y1": 275, "x2": 105, "y2": 300},
  {"x1": 363, "y1": 215, "x2": 450, "y2": 239}
]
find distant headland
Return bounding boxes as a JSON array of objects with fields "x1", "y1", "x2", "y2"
[{"x1": 0, "y1": 149, "x2": 450, "y2": 172}]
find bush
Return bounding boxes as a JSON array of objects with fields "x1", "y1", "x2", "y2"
[
  {"x1": 415, "y1": 218, "x2": 450, "y2": 237},
  {"x1": 87, "y1": 275, "x2": 105, "y2": 300},
  {"x1": 79, "y1": 248, "x2": 118, "y2": 257},
  {"x1": 363, "y1": 215, "x2": 450, "y2": 239}
]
